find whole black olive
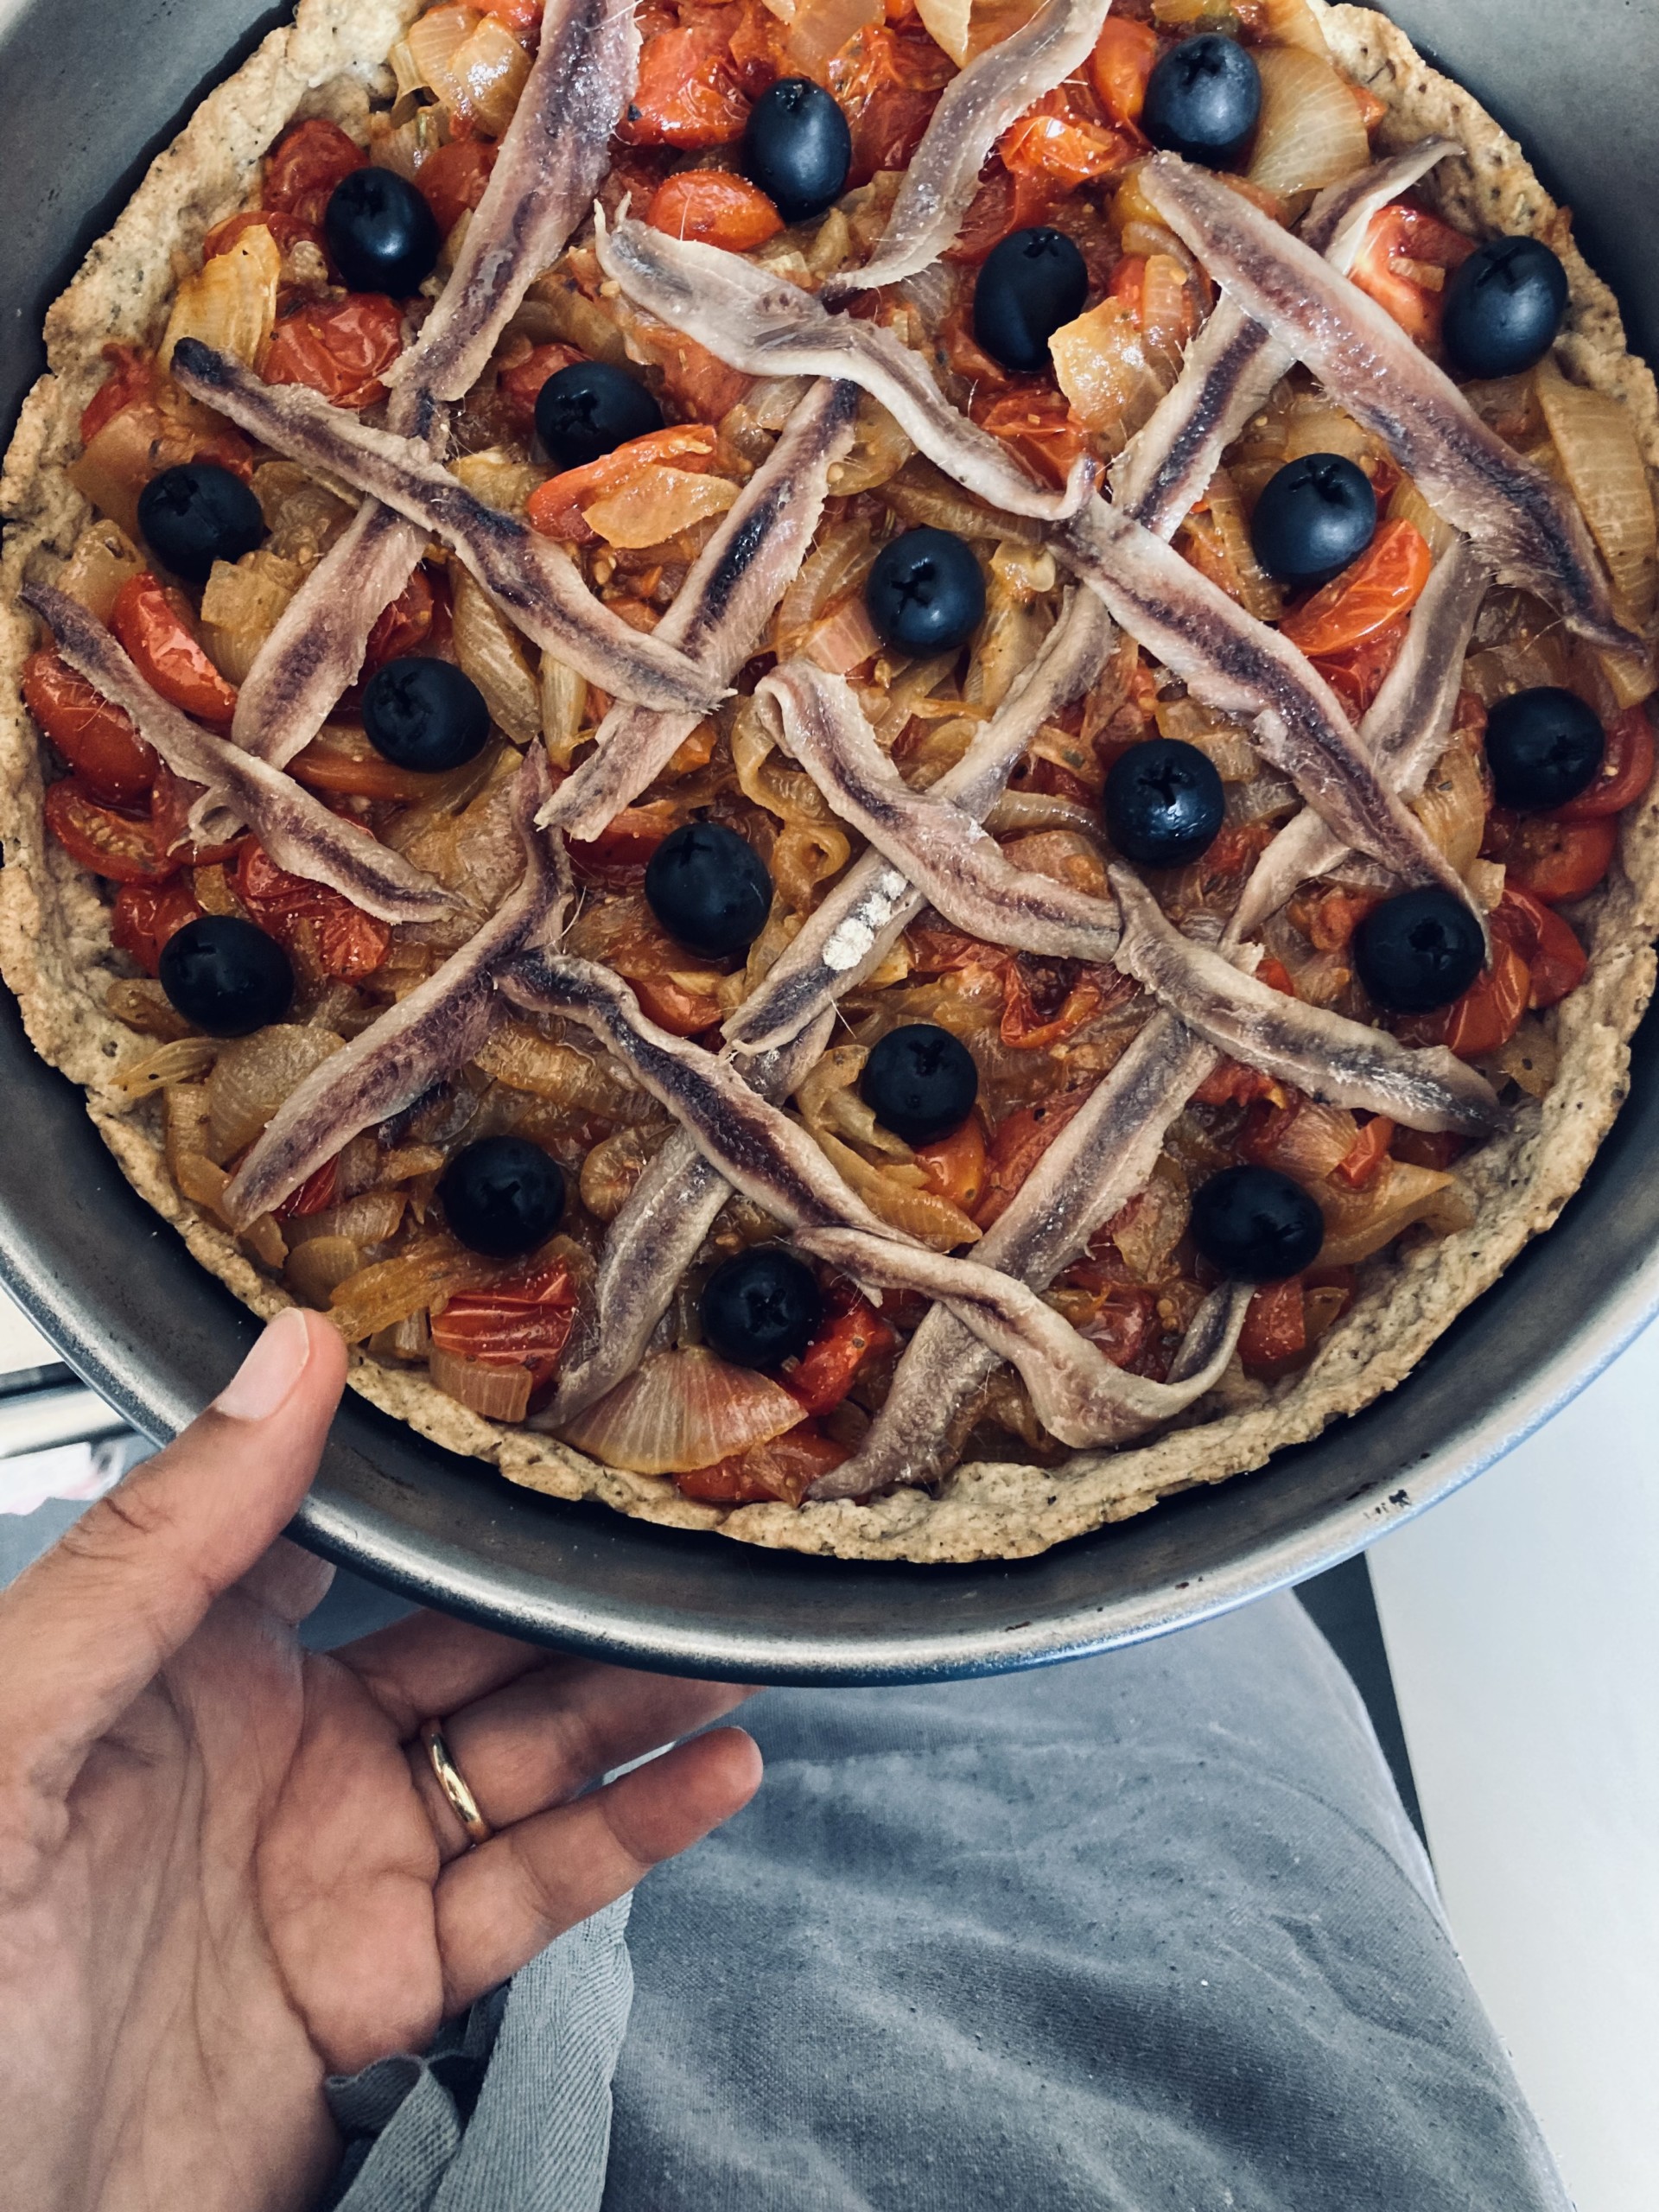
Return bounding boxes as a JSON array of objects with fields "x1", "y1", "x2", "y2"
[
  {"x1": 534, "y1": 360, "x2": 664, "y2": 471},
  {"x1": 701, "y1": 1246, "x2": 823, "y2": 1367},
  {"x1": 1484, "y1": 686, "x2": 1605, "y2": 811},
  {"x1": 1442, "y1": 235, "x2": 1568, "y2": 380},
  {"x1": 1141, "y1": 34, "x2": 1262, "y2": 166},
  {"x1": 1249, "y1": 454, "x2": 1377, "y2": 587},
  {"x1": 137, "y1": 463, "x2": 267, "y2": 584},
  {"x1": 865, "y1": 529, "x2": 985, "y2": 656},
  {"x1": 742, "y1": 78, "x2": 852, "y2": 225},
  {"x1": 1192, "y1": 1164, "x2": 1325, "y2": 1281},
  {"x1": 1353, "y1": 888, "x2": 1486, "y2": 1014},
  {"x1": 973, "y1": 227, "x2": 1089, "y2": 374},
  {"x1": 644, "y1": 821, "x2": 772, "y2": 959},
  {"x1": 159, "y1": 916, "x2": 294, "y2": 1038},
  {"x1": 323, "y1": 167, "x2": 440, "y2": 296}
]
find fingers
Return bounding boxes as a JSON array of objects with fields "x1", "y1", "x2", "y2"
[
  {"x1": 338, "y1": 1607, "x2": 546, "y2": 1737},
  {"x1": 237, "y1": 1535, "x2": 337, "y2": 1628},
  {"x1": 435, "y1": 1726, "x2": 762, "y2": 2013},
  {"x1": 0, "y1": 1309, "x2": 346, "y2": 1799},
  {"x1": 410, "y1": 1664, "x2": 756, "y2": 1859}
]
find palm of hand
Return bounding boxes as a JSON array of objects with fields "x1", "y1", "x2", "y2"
[{"x1": 0, "y1": 1315, "x2": 758, "y2": 2212}]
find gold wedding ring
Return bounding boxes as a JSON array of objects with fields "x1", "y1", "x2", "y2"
[{"x1": 419, "y1": 1717, "x2": 493, "y2": 1847}]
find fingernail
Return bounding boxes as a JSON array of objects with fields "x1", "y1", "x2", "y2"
[{"x1": 214, "y1": 1308, "x2": 313, "y2": 1422}]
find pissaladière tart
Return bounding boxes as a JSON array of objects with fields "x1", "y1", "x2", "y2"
[{"x1": 3, "y1": 0, "x2": 1656, "y2": 1562}]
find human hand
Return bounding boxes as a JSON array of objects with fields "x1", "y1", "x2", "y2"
[{"x1": 0, "y1": 1310, "x2": 760, "y2": 2212}]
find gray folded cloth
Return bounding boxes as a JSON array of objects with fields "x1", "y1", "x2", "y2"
[{"x1": 324, "y1": 1589, "x2": 1568, "y2": 2212}]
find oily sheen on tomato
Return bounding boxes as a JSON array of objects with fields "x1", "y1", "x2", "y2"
[
  {"x1": 263, "y1": 118, "x2": 365, "y2": 227},
  {"x1": 262, "y1": 292, "x2": 404, "y2": 409},
  {"x1": 233, "y1": 840, "x2": 391, "y2": 982},
  {"x1": 22, "y1": 650, "x2": 157, "y2": 804},
  {"x1": 110, "y1": 573, "x2": 238, "y2": 723},
  {"x1": 44, "y1": 779, "x2": 175, "y2": 882}
]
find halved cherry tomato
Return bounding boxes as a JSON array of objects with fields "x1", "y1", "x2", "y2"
[
  {"x1": 970, "y1": 385, "x2": 1089, "y2": 493},
  {"x1": 646, "y1": 169, "x2": 783, "y2": 251},
  {"x1": 524, "y1": 423, "x2": 719, "y2": 542},
  {"x1": 832, "y1": 25, "x2": 955, "y2": 188},
  {"x1": 1440, "y1": 933, "x2": 1530, "y2": 1058},
  {"x1": 912, "y1": 1112, "x2": 988, "y2": 1214},
  {"x1": 234, "y1": 839, "x2": 391, "y2": 981},
  {"x1": 264, "y1": 118, "x2": 366, "y2": 226},
  {"x1": 676, "y1": 1421, "x2": 848, "y2": 1504},
  {"x1": 203, "y1": 210, "x2": 323, "y2": 264},
  {"x1": 1256, "y1": 956, "x2": 1297, "y2": 997},
  {"x1": 944, "y1": 162, "x2": 1059, "y2": 264},
  {"x1": 110, "y1": 574, "x2": 238, "y2": 724},
  {"x1": 1312, "y1": 611, "x2": 1411, "y2": 720},
  {"x1": 1491, "y1": 881, "x2": 1587, "y2": 1008},
  {"x1": 79, "y1": 343, "x2": 154, "y2": 448},
  {"x1": 620, "y1": 18, "x2": 750, "y2": 148},
  {"x1": 567, "y1": 800, "x2": 680, "y2": 887},
  {"x1": 1239, "y1": 1277, "x2": 1306, "y2": 1371},
  {"x1": 430, "y1": 1260, "x2": 579, "y2": 1390},
  {"x1": 360, "y1": 567, "x2": 438, "y2": 683},
  {"x1": 1334, "y1": 1114, "x2": 1394, "y2": 1189},
  {"x1": 262, "y1": 293, "x2": 404, "y2": 410},
  {"x1": 276, "y1": 1154, "x2": 340, "y2": 1222},
  {"x1": 414, "y1": 137, "x2": 499, "y2": 238},
  {"x1": 149, "y1": 765, "x2": 243, "y2": 870},
  {"x1": 22, "y1": 649, "x2": 158, "y2": 804},
  {"x1": 1348, "y1": 201, "x2": 1475, "y2": 348},
  {"x1": 975, "y1": 1092, "x2": 1088, "y2": 1228},
  {"x1": 787, "y1": 1292, "x2": 897, "y2": 1417},
  {"x1": 45, "y1": 779, "x2": 178, "y2": 882},
  {"x1": 1090, "y1": 16, "x2": 1159, "y2": 128},
  {"x1": 497, "y1": 341, "x2": 582, "y2": 435},
  {"x1": 1484, "y1": 807, "x2": 1618, "y2": 904},
  {"x1": 727, "y1": 0, "x2": 786, "y2": 94},
  {"x1": 111, "y1": 878, "x2": 202, "y2": 971},
  {"x1": 1000, "y1": 83, "x2": 1136, "y2": 193},
  {"x1": 1556, "y1": 704, "x2": 1655, "y2": 820},
  {"x1": 1279, "y1": 520, "x2": 1433, "y2": 657}
]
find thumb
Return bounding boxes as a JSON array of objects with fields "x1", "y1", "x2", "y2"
[{"x1": 1, "y1": 1307, "x2": 347, "y2": 1802}]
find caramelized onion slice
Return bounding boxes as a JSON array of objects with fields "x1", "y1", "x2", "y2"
[{"x1": 559, "y1": 1346, "x2": 804, "y2": 1473}]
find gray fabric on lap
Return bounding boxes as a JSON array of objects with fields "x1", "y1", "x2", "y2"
[{"x1": 603, "y1": 1592, "x2": 1567, "y2": 2212}]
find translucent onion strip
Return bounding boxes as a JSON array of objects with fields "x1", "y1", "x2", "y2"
[{"x1": 1246, "y1": 47, "x2": 1371, "y2": 200}]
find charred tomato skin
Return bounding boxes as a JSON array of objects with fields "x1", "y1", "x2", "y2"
[
  {"x1": 323, "y1": 167, "x2": 440, "y2": 296},
  {"x1": 440, "y1": 1136, "x2": 567, "y2": 1259},
  {"x1": 644, "y1": 820, "x2": 772, "y2": 958},
  {"x1": 158, "y1": 914, "x2": 294, "y2": 1037},
  {"x1": 1441, "y1": 235, "x2": 1568, "y2": 379},
  {"x1": 865, "y1": 527, "x2": 986, "y2": 655},
  {"x1": 1103, "y1": 736, "x2": 1225, "y2": 867},
  {"x1": 701, "y1": 1245, "x2": 823, "y2": 1368},
  {"x1": 1484, "y1": 686, "x2": 1605, "y2": 811},
  {"x1": 1354, "y1": 887, "x2": 1486, "y2": 1013},
  {"x1": 534, "y1": 360, "x2": 664, "y2": 470},
  {"x1": 742, "y1": 79, "x2": 852, "y2": 225},
  {"x1": 1192, "y1": 1164, "x2": 1324, "y2": 1282},
  {"x1": 1250, "y1": 454, "x2": 1377, "y2": 587},
  {"x1": 1141, "y1": 33, "x2": 1262, "y2": 166},
  {"x1": 137, "y1": 462, "x2": 267, "y2": 584},
  {"x1": 362, "y1": 657, "x2": 492, "y2": 772},
  {"x1": 860, "y1": 1022, "x2": 979, "y2": 1146},
  {"x1": 973, "y1": 226, "x2": 1089, "y2": 373}
]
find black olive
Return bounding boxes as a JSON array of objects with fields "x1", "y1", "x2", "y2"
[
  {"x1": 1249, "y1": 454, "x2": 1377, "y2": 586},
  {"x1": 972, "y1": 226, "x2": 1089, "y2": 373},
  {"x1": 1484, "y1": 686, "x2": 1605, "y2": 810},
  {"x1": 859, "y1": 1024, "x2": 979, "y2": 1147},
  {"x1": 701, "y1": 1246, "x2": 823, "y2": 1368},
  {"x1": 865, "y1": 528, "x2": 986, "y2": 656},
  {"x1": 742, "y1": 78, "x2": 852, "y2": 224},
  {"x1": 137, "y1": 462, "x2": 267, "y2": 585},
  {"x1": 1103, "y1": 737, "x2": 1225, "y2": 868},
  {"x1": 1192, "y1": 1164, "x2": 1325, "y2": 1281},
  {"x1": 1141, "y1": 34, "x2": 1262, "y2": 166},
  {"x1": 323, "y1": 167, "x2": 440, "y2": 296},
  {"x1": 440, "y1": 1135, "x2": 566, "y2": 1258},
  {"x1": 533, "y1": 360, "x2": 664, "y2": 471},
  {"x1": 362, "y1": 658, "x2": 492, "y2": 773},
  {"x1": 158, "y1": 915, "x2": 293, "y2": 1038},
  {"x1": 644, "y1": 821, "x2": 772, "y2": 959},
  {"x1": 1354, "y1": 887, "x2": 1486, "y2": 1013},
  {"x1": 1442, "y1": 235, "x2": 1568, "y2": 380}
]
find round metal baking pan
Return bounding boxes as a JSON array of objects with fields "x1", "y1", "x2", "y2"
[{"x1": 2, "y1": 0, "x2": 1656, "y2": 1682}]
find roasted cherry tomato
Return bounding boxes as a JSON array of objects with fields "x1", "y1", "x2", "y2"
[
  {"x1": 999, "y1": 956, "x2": 1109, "y2": 1048},
  {"x1": 620, "y1": 17, "x2": 750, "y2": 149},
  {"x1": 496, "y1": 341, "x2": 582, "y2": 436},
  {"x1": 1311, "y1": 612, "x2": 1411, "y2": 720},
  {"x1": 261, "y1": 292, "x2": 404, "y2": 410},
  {"x1": 945, "y1": 162, "x2": 1059, "y2": 265},
  {"x1": 975, "y1": 1092, "x2": 1087, "y2": 1229},
  {"x1": 360, "y1": 566, "x2": 439, "y2": 682},
  {"x1": 276, "y1": 1154, "x2": 340, "y2": 1222},
  {"x1": 1491, "y1": 881, "x2": 1588, "y2": 1008},
  {"x1": 413, "y1": 137, "x2": 499, "y2": 238},
  {"x1": 109, "y1": 573, "x2": 238, "y2": 724},
  {"x1": 288, "y1": 724, "x2": 464, "y2": 801},
  {"x1": 79, "y1": 343, "x2": 155, "y2": 448},
  {"x1": 1485, "y1": 807, "x2": 1618, "y2": 904},
  {"x1": 1000, "y1": 83, "x2": 1135, "y2": 194},
  {"x1": 787, "y1": 1291, "x2": 897, "y2": 1417},
  {"x1": 1090, "y1": 16, "x2": 1159, "y2": 129},
  {"x1": 1334, "y1": 1115, "x2": 1394, "y2": 1190},
  {"x1": 203, "y1": 209, "x2": 324, "y2": 264},
  {"x1": 429, "y1": 1260, "x2": 579, "y2": 1391},
  {"x1": 22, "y1": 648, "x2": 158, "y2": 804},
  {"x1": 1238, "y1": 1277, "x2": 1307, "y2": 1373},
  {"x1": 1440, "y1": 934, "x2": 1530, "y2": 1058},
  {"x1": 475, "y1": 0, "x2": 544, "y2": 47},
  {"x1": 111, "y1": 878, "x2": 203, "y2": 973},
  {"x1": 646, "y1": 168, "x2": 783, "y2": 251},
  {"x1": 44, "y1": 779, "x2": 177, "y2": 882},
  {"x1": 264, "y1": 118, "x2": 367, "y2": 227},
  {"x1": 233, "y1": 838, "x2": 392, "y2": 981},
  {"x1": 831, "y1": 24, "x2": 954, "y2": 188},
  {"x1": 149, "y1": 764, "x2": 243, "y2": 870},
  {"x1": 1279, "y1": 519, "x2": 1433, "y2": 657},
  {"x1": 524, "y1": 423, "x2": 717, "y2": 543},
  {"x1": 1555, "y1": 705, "x2": 1655, "y2": 820},
  {"x1": 912, "y1": 1112, "x2": 988, "y2": 1215},
  {"x1": 970, "y1": 384, "x2": 1089, "y2": 492},
  {"x1": 566, "y1": 799, "x2": 680, "y2": 887},
  {"x1": 1349, "y1": 201, "x2": 1475, "y2": 348},
  {"x1": 675, "y1": 1422, "x2": 849, "y2": 1505}
]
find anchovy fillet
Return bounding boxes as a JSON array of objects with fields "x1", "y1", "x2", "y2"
[
  {"x1": 223, "y1": 750, "x2": 569, "y2": 1228},
  {"x1": 821, "y1": 0, "x2": 1113, "y2": 302},
  {"x1": 1055, "y1": 497, "x2": 1484, "y2": 924},
  {"x1": 593, "y1": 211, "x2": 1094, "y2": 522},
  {"x1": 760, "y1": 657, "x2": 1122, "y2": 966},
  {"x1": 1110, "y1": 868, "x2": 1499, "y2": 1133},
  {"x1": 725, "y1": 589, "x2": 1116, "y2": 1052},
  {"x1": 169, "y1": 342, "x2": 723, "y2": 715},
  {"x1": 22, "y1": 582, "x2": 456, "y2": 923},
  {"x1": 1113, "y1": 140, "x2": 1457, "y2": 537},
  {"x1": 1138, "y1": 154, "x2": 1635, "y2": 650},
  {"x1": 541, "y1": 380, "x2": 860, "y2": 841}
]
